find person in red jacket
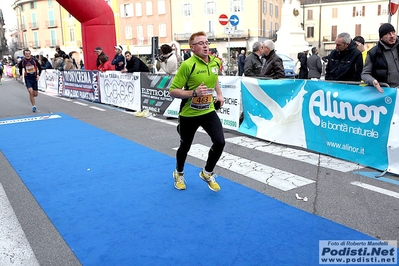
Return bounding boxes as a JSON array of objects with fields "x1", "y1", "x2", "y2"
[{"x1": 97, "y1": 55, "x2": 114, "y2": 72}]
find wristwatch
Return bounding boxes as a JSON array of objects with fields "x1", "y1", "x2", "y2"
[{"x1": 192, "y1": 90, "x2": 197, "y2": 97}]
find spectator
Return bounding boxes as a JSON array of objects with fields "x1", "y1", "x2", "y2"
[
  {"x1": 157, "y1": 44, "x2": 179, "y2": 74},
  {"x1": 121, "y1": 51, "x2": 150, "y2": 73},
  {"x1": 41, "y1": 57, "x2": 53, "y2": 70},
  {"x1": 111, "y1": 45, "x2": 125, "y2": 71},
  {"x1": 69, "y1": 52, "x2": 79, "y2": 69},
  {"x1": 55, "y1": 46, "x2": 66, "y2": 58},
  {"x1": 211, "y1": 49, "x2": 223, "y2": 74},
  {"x1": 307, "y1": 47, "x2": 322, "y2": 79},
  {"x1": 80, "y1": 59, "x2": 84, "y2": 70},
  {"x1": 52, "y1": 53, "x2": 63, "y2": 70},
  {"x1": 183, "y1": 49, "x2": 191, "y2": 60},
  {"x1": 97, "y1": 54, "x2": 114, "y2": 72},
  {"x1": 297, "y1": 48, "x2": 309, "y2": 79},
  {"x1": 260, "y1": 40, "x2": 285, "y2": 79},
  {"x1": 63, "y1": 54, "x2": 75, "y2": 71},
  {"x1": 94, "y1": 47, "x2": 108, "y2": 68},
  {"x1": 353, "y1": 36, "x2": 368, "y2": 65},
  {"x1": 237, "y1": 49, "x2": 246, "y2": 76},
  {"x1": 325, "y1": 32, "x2": 363, "y2": 81},
  {"x1": 170, "y1": 42, "x2": 182, "y2": 66},
  {"x1": 362, "y1": 23, "x2": 399, "y2": 92},
  {"x1": 243, "y1": 42, "x2": 264, "y2": 77}
]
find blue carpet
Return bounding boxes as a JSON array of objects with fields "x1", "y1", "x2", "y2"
[{"x1": 0, "y1": 114, "x2": 382, "y2": 265}]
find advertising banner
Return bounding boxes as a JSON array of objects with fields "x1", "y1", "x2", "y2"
[
  {"x1": 217, "y1": 76, "x2": 241, "y2": 130},
  {"x1": 239, "y1": 78, "x2": 397, "y2": 171},
  {"x1": 240, "y1": 78, "x2": 307, "y2": 147},
  {"x1": 140, "y1": 73, "x2": 174, "y2": 114},
  {"x1": 162, "y1": 76, "x2": 241, "y2": 130},
  {"x1": 44, "y1": 69, "x2": 60, "y2": 95},
  {"x1": 38, "y1": 71, "x2": 47, "y2": 91},
  {"x1": 98, "y1": 71, "x2": 141, "y2": 111},
  {"x1": 59, "y1": 70, "x2": 100, "y2": 102},
  {"x1": 302, "y1": 81, "x2": 395, "y2": 171}
]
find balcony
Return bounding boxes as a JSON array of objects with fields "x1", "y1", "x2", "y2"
[
  {"x1": 132, "y1": 37, "x2": 151, "y2": 45},
  {"x1": 29, "y1": 22, "x2": 39, "y2": 30},
  {"x1": 20, "y1": 24, "x2": 27, "y2": 31},
  {"x1": 45, "y1": 40, "x2": 57, "y2": 48},
  {"x1": 45, "y1": 20, "x2": 57, "y2": 28},
  {"x1": 174, "y1": 33, "x2": 192, "y2": 41},
  {"x1": 29, "y1": 41, "x2": 40, "y2": 49}
]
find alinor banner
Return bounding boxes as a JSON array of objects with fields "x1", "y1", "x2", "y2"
[{"x1": 239, "y1": 78, "x2": 397, "y2": 172}]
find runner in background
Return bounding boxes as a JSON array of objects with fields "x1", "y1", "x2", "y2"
[{"x1": 18, "y1": 49, "x2": 42, "y2": 112}]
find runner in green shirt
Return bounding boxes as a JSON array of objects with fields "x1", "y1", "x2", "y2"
[{"x1": 169, "y1": 31, "x2": 225, "y2": 192}]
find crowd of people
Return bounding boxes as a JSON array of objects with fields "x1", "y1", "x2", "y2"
[
  {"x1": 299, "y1": 22, "x2": 399, "y2": 93},
  {"x1": 242, "y1": 39, "x2": 285, "y2": 79},
  {"x1": 233, "y1": 22, "x2": 399, "y2": 94}
]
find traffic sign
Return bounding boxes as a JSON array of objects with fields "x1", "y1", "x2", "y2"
[
  {"x1": 230, "y1": 15, "x2": 239, "y2": 26},
  {"x1": 224, "y1": 27, "x2": 234, "y2": 34},
  {"x1": 219, "y1": 14, "x2": 229, "y2": 26}
]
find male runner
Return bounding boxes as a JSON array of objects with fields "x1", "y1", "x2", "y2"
[
  {"x1": 18, "y1": 49, "x2": 42, "y2": 112},
  {"x1": 169, "y1": 31, "x2": 225, "y2": 192}
]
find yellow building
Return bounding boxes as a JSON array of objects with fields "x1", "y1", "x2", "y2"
[{"x1": 12, "y1": 0, "x2": 83, "y2": 62}]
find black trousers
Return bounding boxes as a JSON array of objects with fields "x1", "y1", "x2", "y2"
[{"x1": 176, "y1": 111, "x2": 225, "y2": 173}]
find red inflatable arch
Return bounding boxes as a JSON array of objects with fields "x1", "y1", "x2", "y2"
[{"x1": 57, "y1": 0, "x2": 116, "y2": 70}]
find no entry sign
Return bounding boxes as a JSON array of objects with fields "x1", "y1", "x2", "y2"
[{"x1": 219, "y1": 14, "x2": 228, "y2": 26}]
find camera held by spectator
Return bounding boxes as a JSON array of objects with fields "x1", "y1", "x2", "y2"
[{"x1": 157, "y1": 54, "x2": 167, "y2": 62}]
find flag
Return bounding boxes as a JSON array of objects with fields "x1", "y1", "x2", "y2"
[{"x1": 390, "y1": 0, "x2": 399, "y2": 15}]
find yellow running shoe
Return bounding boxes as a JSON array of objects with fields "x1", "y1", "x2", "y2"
[
  {"x1": 199, "y1": 170, "x2": 220, "y2": 192},
  {"x1": 173, "y1": 170, "x2": 186, "y2": 190}
]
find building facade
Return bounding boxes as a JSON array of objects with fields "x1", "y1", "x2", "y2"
[
  {"x1": 0, "y1": 9, "x2": 7, "y2": 59},
  {"x1": 11, "y1": 0, "x2": 84, "y2": 61},
  {"x1": 118, "y1": 0, "x2": 174, "y2": 55},
  {"x1": 171, "y1": 0, "x2": 282, "y2": 60}
]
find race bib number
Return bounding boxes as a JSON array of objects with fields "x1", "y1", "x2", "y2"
[
  {"x1": 190, "y1": 89, "x2": 214, "y2": 110},
  {"x1": 25, "y1": 64, "x2": 35, "y2": 74}
]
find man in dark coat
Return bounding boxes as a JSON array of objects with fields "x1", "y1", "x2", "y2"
[
  {"x1": 243, "y1": 42, "x2": 263, "y2": 77},
  {"x1": 325, "y1": 32, "x2": 363, "y2": 81},
  {"x1": 362, "y1": 23, "x2": 399, "y2": 92},
  {"x1": 237, "y1": 50, "x2": 246, "y2": 76},
  {"x1": 260, "y1": 40, "x2": 285, "y2": 79},
  {"x1": 297, "y1": 48, "x2": 309, "y2": 79},
  {"x1": 94, "y1": 46, "x2": 108, "y2": 68},
  {"x1": 121, "y1": 51, "x2": 150, "y2": 73},
  {"x1": 307, "y1": 47, "x2": 322, "y2": 79}
]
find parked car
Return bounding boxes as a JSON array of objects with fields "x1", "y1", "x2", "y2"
[{"x1": 277, "y1": 54, "x2": 296, "y2": 77}]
